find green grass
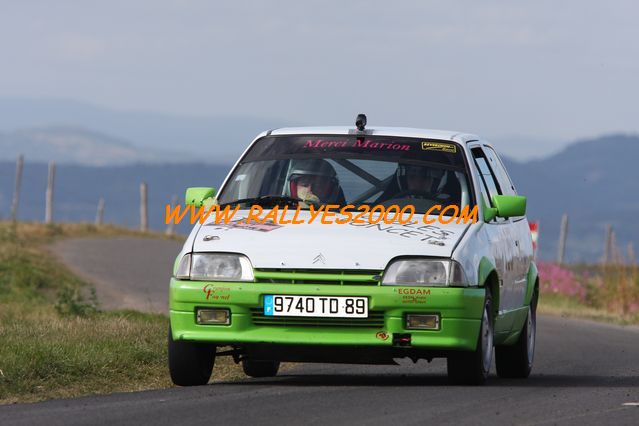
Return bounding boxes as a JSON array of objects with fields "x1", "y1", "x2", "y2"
[
  {"x1": 538, "y1": 292, "x2": 639, "y2": 326},
  {"x1": 0, "y1": 221, "x2": 243, "y2": 404},
  {"x1": 0, "y1": 304, "x2": 245, "y2": 404}
]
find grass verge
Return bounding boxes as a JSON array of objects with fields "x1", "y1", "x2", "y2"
[
  {"x1": 537, "y1": 261, "x2": 639, "y2": 326},
  {"x1": 538, "y1": 293, "x2": 639, "y2": 326},
  {"x1": 0, "y1": 305, "x2": 245, "y2": 404},
  {"x1": 0, "y1": 221, "x2": 243, "y2": 404}
]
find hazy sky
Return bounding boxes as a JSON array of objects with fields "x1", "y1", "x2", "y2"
[{"x1": 1, "y1": 1, "x2": 638, "y2": 159}]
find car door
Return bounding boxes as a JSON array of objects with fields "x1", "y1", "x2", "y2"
[
  {"x1": 470, "y1": 145, "x2": 516, "y2": 334},
  {"x1": 482, "y1": 145, "x2": 532, "y2": 309}
]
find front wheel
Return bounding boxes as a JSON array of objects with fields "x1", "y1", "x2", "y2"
[
  {"x1": 447, "y1": 288, "x2": 493, "y2": 385},
  {"x1": 495, "y1": 301, "x2": 536, "y2": 378},
  {"x1": 168, "y1": 326, "x2": 216, "y2": 386}
]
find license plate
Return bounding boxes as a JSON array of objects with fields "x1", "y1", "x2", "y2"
[{"x1": 264, "y1": 295, "x2": 368, "y2": 318}]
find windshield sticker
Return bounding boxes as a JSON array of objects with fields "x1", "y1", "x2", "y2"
[
  {"x1": 421, "y1": 142, "x2": 457, "y2": 153},
  {"x1": 204, "y1": 217, "x2": 282, "y2": 232},
  {"x1": 349, "y1": 221, "x2": 455, "y2": 242},
  {"x1": 304, "y1": 139, "x2": 411, "y2": 151}
]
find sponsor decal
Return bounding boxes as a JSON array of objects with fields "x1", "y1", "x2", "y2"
[
  {"x1": 204, "y1": 218, "x2": 282, "y2": 232},
  {"x1": 203, "y1": 285, "x2": 231, "y2": 301},
  {"x1": 394, "y1": 288, "x2": 431, "y2": 304},
  {"x1": 303, "y1": 139, "x2": 411, "y2": 151},
  {"x1": 376, "y1": 331, "x2": 390, "y2": 341},
  {"x1": 421, "y1": 141, "x2": 457, "y2": 153},
  {"x1": 349, "y1": 221, "x2": 455, "y2": 242},
  {"x1": 400, "y1": 295, "x2": 428, "y2": 304},
  {"x1": 396, "y1": 288, "x2": 432, "y2": 295}
]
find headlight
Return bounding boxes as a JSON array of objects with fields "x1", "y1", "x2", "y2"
[
  {"x1": 381, "y1": 259, "x2": 468, "y2": 287},
  {"x1": 175, "y1": 253, "x2": 254, "y2": 282}
]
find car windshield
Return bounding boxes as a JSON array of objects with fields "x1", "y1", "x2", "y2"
[{"x1": 217, "y1": 135, "x2": 474, "y2": 214}]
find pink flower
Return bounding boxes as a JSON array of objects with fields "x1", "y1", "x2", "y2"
[{"x1": 538, "y1": 262, "x2": 586, "y2": 301}]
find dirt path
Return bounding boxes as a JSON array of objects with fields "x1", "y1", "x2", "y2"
[{"x1": 49, "y1": 237, "x2": 184, "y2": 313}]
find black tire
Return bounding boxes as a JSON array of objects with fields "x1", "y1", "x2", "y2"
[
  {"x1": 242, "y1": 359, "x2": 280, "y2": 378},
  {"x1": 168, "y1": 326, "x2": 216, "y2": 386},
  {"x1": 447, "y1": 287, "x2": 493, "y2": 385},
  {"x1": 495, "y1": 293, "x2": 537, "y2": 378}
]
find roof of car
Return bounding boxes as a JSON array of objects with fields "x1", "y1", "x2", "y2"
[{"x1": 268, "y1": 126, "x2": 480, "y2": 143}]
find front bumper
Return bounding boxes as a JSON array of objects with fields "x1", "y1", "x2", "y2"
[{"x1": 169, "y1": 278, "x2": 485, "y2": 351}]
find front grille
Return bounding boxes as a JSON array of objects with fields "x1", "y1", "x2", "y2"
[
  {"x1": 250, "y1": 308, "x2": 385, "y2": 328},
  {"x1": 253, "y1": 268, "x2": 381, "y2": 286}
]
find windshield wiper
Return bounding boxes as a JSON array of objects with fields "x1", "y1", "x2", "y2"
[{"x1": 219, "y1": 195, "x2": 306, "y2": 209}]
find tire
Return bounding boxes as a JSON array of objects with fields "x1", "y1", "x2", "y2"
[
  {"x1": 495, "y1": 294, "x2": 537, "y2": 378},
  {"x1": 242, "y1": 359, "x2": 280, "y2": 378},
  {"x1": 447, "y1": 287, "x2": 493, "y2": 385},
  {"x1": 168, "y1": 326, "x2": 216, "y2": 386}
]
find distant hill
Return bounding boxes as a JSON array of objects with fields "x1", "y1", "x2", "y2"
[
  {"x1": 0, "y1": 126, "x2": 197, "y2": 165},
  {"x1": 0, "y1": 133, "x2": 637, "y2": 262},
  {"x1": 503, "y1": 133, "x2": 639, "y2": 262},
  {"x1": 0, "y1": 98, "x2": 293, "y2": 163}
]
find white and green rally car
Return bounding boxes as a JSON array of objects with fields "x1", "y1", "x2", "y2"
[{"x1": 168, "y1": 116, "x2": 538, "y2": 385}]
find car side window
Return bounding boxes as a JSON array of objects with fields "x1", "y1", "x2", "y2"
[
  {"x1": 475, "y1": 170, "x2": 492, "y2": 209},
  {"x1": 483, "y1": 146, "x2": 517, "y2": 196},
  {"x1": 471, "y1": 148, "x2": 501, "y2": 204}
]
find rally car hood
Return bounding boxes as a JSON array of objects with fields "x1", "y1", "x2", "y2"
[{"x1": 191, "y1": 210, "x2": 470, "y2": 270}]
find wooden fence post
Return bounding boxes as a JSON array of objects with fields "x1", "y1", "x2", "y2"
[
  {"x1": 10, "y1": 155, "x2": 24, "y2": 222},
  {"x1": 557, "y1": 213, "x2": 569, "y2": 264},
  {"x1": 140, "y1": 182, "x2": 148, "y2": 232},
  {"x1": 603, "y1": 224, "x2": 613, "y2": 264},
  {"x1": 45, "y1": 161, "x2": 56, "y2": 224},
  {"x1": 95, "y1": 198, "x2": 105, "y2": 226}
]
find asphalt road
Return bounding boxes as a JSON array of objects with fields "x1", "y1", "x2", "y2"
[{"x1": 2, "y1": 237, "x2": 638, "y2": 425}]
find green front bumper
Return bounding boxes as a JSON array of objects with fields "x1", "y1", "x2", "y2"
[{"x1": 169, "y1": 278, "x2": 485, "y2": 351}]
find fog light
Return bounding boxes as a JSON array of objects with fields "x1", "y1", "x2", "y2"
[
  {"x1": 406, "y1": 314, "x2": 440, "y2": 330},
  {"x1": 197, "y1": 309, "x2": 230, "y2": 325}
]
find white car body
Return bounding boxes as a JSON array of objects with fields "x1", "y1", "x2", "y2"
[{"x1": 168, "y1": 123, "x2": 540, "y2": 386}]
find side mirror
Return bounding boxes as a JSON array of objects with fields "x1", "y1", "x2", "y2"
[
  {"x1": 185, "y1": 187, "x2": 216, "y2": 207},
  {"x1": 481, "y1": 195, "x2": 498, "y2": 222},
  {"x1": 492, "y1": 195, "x2": 526, "y2": 218}
]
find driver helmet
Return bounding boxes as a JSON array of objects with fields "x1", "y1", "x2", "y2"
[
  {"x1": 288, "y1": 159, "x2": 340, "y2": 202},
  {"x1": 396, "y1": 163, "x2": 445, "y2": 193}
]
